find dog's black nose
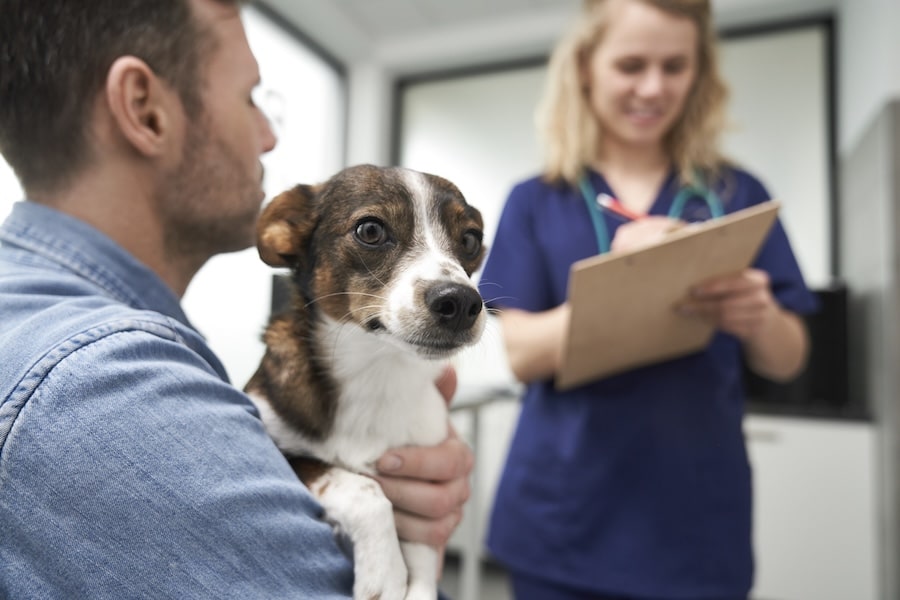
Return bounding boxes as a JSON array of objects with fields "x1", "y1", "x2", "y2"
[{"x1": 426, "y1": 283, "x2": 483, "y2": 332}]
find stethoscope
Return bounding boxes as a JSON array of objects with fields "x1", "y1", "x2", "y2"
[{"x1": 578, "y1": 174, "x2": 725, "y2": 254}]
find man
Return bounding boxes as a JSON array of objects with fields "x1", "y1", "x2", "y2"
[{"x1": 0, "y1": 1, "x2": 473, "y2": 597}]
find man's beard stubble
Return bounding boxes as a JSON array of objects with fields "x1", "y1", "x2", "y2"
[{"x1": 158, "y1": 122, "x2": 263, "y2": 267}]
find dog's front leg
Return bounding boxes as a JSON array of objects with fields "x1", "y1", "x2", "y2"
[
  {"x1": 400, "y1": 541, "x2": 438, "y2": 600},
  {"x1": 300, "y1": 464, "x2": 409, "y2": 600}
]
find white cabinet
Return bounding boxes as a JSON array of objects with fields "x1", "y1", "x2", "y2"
[{"x1": 745, "y1": 415, "x2": 878, "y2": 600}]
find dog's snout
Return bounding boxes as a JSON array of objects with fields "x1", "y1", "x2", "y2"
[{"x1": 426, "y1": 283, "x2": 483, "y2": 332}]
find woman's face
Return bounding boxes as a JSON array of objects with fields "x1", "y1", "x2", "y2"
[{"x1": 585, "y1": 0, "x2": 699, "y2": 153}]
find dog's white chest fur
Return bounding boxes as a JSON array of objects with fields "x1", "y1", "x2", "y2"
[{"x1": 252, "y1": 315, "x2": 449, "y2": 472}]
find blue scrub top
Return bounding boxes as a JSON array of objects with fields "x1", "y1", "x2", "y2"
[{"x1": 478, "y1": 167, "x2": 818, "y2": 599}]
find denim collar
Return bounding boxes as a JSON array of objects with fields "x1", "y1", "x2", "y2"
[{"x1": 0, "y1": 201, "x2": 195, "y2": 330}]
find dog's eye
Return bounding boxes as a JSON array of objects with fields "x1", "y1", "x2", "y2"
[
  {"x1": 462, "y1": 230, "x2": 482, "y2": 257},
  {"x1": 355, "y1": 219, "x2": 388, "y2": 246}
]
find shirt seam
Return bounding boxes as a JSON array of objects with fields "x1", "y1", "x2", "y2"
[
  {"x1": 0, "y1": 317, "x2": 188, "y2": 456},
  {"x1": 1, "y1": 219, "x2": 146, "y2": 308}
]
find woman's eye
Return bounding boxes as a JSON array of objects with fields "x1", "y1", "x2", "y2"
[
  {"x1": 462, "y1": 230, "x2": 482, "y2": 257},
  {"x1": 664, "y1": 59, "x2": 689, "y2": 75},
  {"x1": 617, "y1": 60, "x2": 644, "y2": 74},
  {"x1": 355, "y1": 219, "x2": 388, "y2": 246}
]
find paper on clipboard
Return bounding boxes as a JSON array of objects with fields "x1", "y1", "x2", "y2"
[{"x1": 555, "y1": 201, "x2": 780, "y2": 391}]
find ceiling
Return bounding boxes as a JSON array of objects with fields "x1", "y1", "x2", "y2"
[
  {"x1": 259, "y1": 0, "x2": 838, "y2": 72},
  {"x1": 315, "y1": 0, "x2": 565, "y2": 40}
]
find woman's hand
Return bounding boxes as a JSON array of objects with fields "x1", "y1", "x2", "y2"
[
  {"x1": 677, "y1": 268, "x2": 778, "y2": 340},
  {"x1": 374, "y1": 367, "x2": 473, "y2": 548},
  {"x1": 676, "y1": 268, "x2": 809, "y2": 381},
  {"x1": 609, "y1": 216, "x2": 684, "y2": 253}
]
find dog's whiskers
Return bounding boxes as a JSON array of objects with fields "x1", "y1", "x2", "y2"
[
  {"x1": 481, "y1": 294, "x2": 516, "y2": 306},
  {"x1": 351, "y1": 250, "x2": 389, "y2": 288},
  {"x1": 304, "y1": 290, "x2": 388, "y2": 310}
]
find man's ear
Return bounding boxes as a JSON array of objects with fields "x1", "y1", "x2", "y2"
[{"x1": 104, "y1": 56, "x2": 178, "y2": 157}]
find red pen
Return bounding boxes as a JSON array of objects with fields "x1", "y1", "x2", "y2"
[{"x1": 597, "y1": 193, "x2": 645, "y2": 221}]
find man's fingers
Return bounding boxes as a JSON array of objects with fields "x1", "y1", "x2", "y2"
[
  {"x1": 375, "y1": 467, "x2": 471, "y2": 520},
  {"x1": 436, "y1": 366, "x2": 458, "y2": 407},
  {"x1": 376, "y1": 435, "x2": 473, "y2": 481}
]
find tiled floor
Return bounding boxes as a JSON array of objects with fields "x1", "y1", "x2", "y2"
[{"x1": 439, "y1": 554, "x2": 513, "y2": 600}]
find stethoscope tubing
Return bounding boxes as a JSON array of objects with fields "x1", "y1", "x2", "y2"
[{"x1": 578, "y1": 174, "x2": 724, "y2": 254}]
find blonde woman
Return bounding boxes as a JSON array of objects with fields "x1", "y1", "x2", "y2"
[{"x1": 477, "y1": 0, "x2": 816, "y2": 598}]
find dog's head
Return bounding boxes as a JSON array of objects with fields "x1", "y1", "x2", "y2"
[{"x1": 257, "y1": 164, "x2": 486, "y2": 359}]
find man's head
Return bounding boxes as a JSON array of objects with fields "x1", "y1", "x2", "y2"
[
  {"x1": 0, "y1": 0, "x2": 239, "y2": 195},
  {"x1": 158, "y1": 0, "x2": 278, "y2": 261},
  {"x1": 0, "y1": 0, "x2": 278, "y2": 286}
]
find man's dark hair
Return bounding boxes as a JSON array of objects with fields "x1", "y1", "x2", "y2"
[{"x1": 0, "y1": 0, "x2": 241, "y2": 194}]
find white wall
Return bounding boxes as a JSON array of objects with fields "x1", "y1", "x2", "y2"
[
  {"x1": 346, "y1": 62, "x2": 392, "y2": 167},
  {"x1": 0, "y1": 158, "x2": 22, "y2": 222},
  {"x1": 837, "y1": 0, "x2": 900, "y2": 154},
  {"x1": 718, "y1": 26, "x2": 831, "y2": 287},
  {"x1": 399, "y1": 67, "x2": 545, "y2": 252}
]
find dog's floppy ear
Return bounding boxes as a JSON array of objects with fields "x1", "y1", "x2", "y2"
[{"x1": 257, "y1": 184, "x2": 320, "y2": 267}]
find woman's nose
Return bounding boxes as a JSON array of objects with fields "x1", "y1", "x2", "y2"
[{"x1": 636, "y1": 68, "x2": 664, "y2": 97}]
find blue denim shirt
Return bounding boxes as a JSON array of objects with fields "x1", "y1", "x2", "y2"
[{"x1": 0, "y1": 201, "x2": 354, "y2": 598}]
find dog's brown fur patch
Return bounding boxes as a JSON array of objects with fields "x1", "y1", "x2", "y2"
[
  {"x1": 245, "y1": 314, "x2": 338, "y2": 440},
  {"x1": 288, "y1": 456, "x2": 331, "y2": 492}
]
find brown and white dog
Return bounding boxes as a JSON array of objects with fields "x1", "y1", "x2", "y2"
[{"x1": 245, "y1": 164, "x2": 486, "y2": 600}]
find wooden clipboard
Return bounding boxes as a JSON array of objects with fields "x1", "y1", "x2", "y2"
[{"x1": 556, "y1": 201, "x2": 780, "y2": 391}]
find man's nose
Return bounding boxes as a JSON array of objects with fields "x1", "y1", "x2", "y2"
[{"x1": 260, "y1": 111, "x2": 277, "y2": 153}]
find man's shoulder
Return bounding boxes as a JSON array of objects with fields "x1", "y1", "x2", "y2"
[
  {"x1": 2, "y1": 276, "x2": 178, "y2": 364},
  {"x1": 0, "y1": 265, "x2": 226, "y2": 433}
]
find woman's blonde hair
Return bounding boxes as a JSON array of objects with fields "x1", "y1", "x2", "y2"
[{"x1": 536, "y1": 0, "x2": 729, "y2": 187}]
